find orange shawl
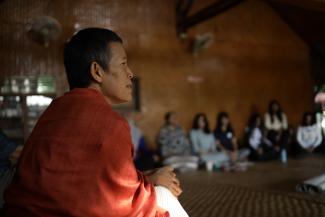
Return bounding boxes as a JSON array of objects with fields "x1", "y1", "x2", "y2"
[{"x1": 4, "y1": 88, "x2": 168, "y2": 217}]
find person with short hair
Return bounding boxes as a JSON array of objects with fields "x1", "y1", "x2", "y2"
[
  {"x1": 4, "y1": 28, "x2": 188, "y2": 217},
  {"x1": 157, "y1": 112, "x2": 199, "y2": 172}
]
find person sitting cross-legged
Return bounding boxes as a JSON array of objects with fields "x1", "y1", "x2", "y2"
[
  {"x1": 157, "y1": 112, "x2": 199, "y2": 172},
  {"x1": 214, "y1": 112, "x2": 250, "y2": 164},
  {"x1": 295, "y1": 111, "x2": 324, "y2": 157},
  {"x1": 245, "y1": 113, "x2": 278, "y2": 161},
  {"x1": 189, "y1": 113, "x2": 228, "y2": 166}
]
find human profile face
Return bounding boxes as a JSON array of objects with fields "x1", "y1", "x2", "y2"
[{"x1": 100, "y1": 42, "x2": 134, "y2": 104}]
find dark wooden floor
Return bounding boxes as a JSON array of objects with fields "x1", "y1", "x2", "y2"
[{"x1": 178, "y1": 156, "x2": 325, "y2": 217}]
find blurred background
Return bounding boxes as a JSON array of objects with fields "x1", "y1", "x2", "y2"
[{"x1": 1, "y1": 0, "x2": 324, "y2": 148}]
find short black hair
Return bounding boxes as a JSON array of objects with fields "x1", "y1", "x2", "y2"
[
  {"x1": 164, "y1": 111, "x2": 175, "y2": 124},
  {"x1": 63, "y1": 28, "x2": 123, "y2": 90}
]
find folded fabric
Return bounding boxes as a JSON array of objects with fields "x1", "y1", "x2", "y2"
[{"x1": 155, "y1": 186, "x2": 189, "y2": 217}]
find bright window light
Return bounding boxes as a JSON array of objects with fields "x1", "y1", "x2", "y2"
[{"x1": 27, "y1": 95, "x2": 52, "y2": 106}]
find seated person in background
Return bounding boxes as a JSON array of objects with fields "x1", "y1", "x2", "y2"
[
  {"x1": 4, "y1": 28, "x2": 188, "y2": 217},
  {"x1": 214, "y1": 112, "x2": 250, "y2": 163},
  {"x1": 0, "y1": 131, "x2": 23, "y2": 208},
  {"x1": 295, "y1": 111, "x2": 323, "y2": 156},
  {"x1": 190, "y1": 113, "x2": 228, "y2": 165},
  {"x1": 264, "y1": 100, "x2": 290, "y2": 151},
  {"x1": 245, "y1": 113, "x2": 278, "y2": 161},
  {"x1": 157, "y1": 111, "x2": 199, "y2": 172},
  {"x1": 125, "y1": 112, "x2": 157, "y2": 171}
]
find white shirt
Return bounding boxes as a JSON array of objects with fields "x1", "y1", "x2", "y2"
[
  {"x1": 249, "y1": 128, "x2": 262, "y2": 150},
  {"x1": 248, "y1": 127, "x2": 272, "y2": 150},
  {"x1": 297, "y1": 123, "x2": 323, "y2": 149},
  {"x1": 264, "y1": 113, "x2": 288, "y2": 131}
]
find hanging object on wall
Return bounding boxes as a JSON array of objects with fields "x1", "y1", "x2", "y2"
[
  {"x1": 187, "y1": 75, "x2": 204, "y2": 84},
  {"x1": 27, "y1": 16, "x2": 62, "y2": 47},
  {"x1": 191, "y1": 32, "x2": 214, "y2": 56}
]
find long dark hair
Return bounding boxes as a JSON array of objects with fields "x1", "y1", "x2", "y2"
[
  {"x1": 192, "y1": 113, "x2": 210, "y2": 134},
  {"x1": 301, "y1": 111, "x2": 316, "y2": 126},
  {"x1": 268, "y1": 100, "x2": 283, "y2": 123},
  {"x1": 215, "y1": 112, "x2": 233, "y2": 133},
  {"x1": 247, "y1": 113, "x2": 263, "y2": 137},
  {"x1": 248, "y1": 113, "x2": 262, "y2": 128}
]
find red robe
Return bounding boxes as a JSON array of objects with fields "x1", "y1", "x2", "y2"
[{"x1": 4, "y1": 88, "x2": 168, "y2": 217}]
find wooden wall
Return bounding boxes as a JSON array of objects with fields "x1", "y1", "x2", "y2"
[{"x1": 0, "y1": 0, "x2": 314, "y2": 148}]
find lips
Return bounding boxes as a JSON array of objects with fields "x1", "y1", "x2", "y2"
[{"x1": 126, "y1": 84, "x2": 133, "y2": 89}]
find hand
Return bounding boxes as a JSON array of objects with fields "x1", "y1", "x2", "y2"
[
  {"x1": 146, "y1": 166, "x2": 182, "y2": 197},
  {"x1": 307, "y1": 147, "x2": 314, "y2": 153},
  {"x1": 275, "y1": 135, "x2": 281, "y2": 142},
  {"x1": 257, "y1": 148, "x2": 263, "y2": 155},
  {"x1": 229, "y1": 151, "x2": 238, "y2": 162},
  {"x1": 274, "y1": 146, "x2": 280, "y2": 152}
]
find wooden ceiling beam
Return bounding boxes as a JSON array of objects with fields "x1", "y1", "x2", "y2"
[
  {"x1": 176, "y1": 0, "x2": 245, "y2": 36},
  {"x1": 266, "y1": 0, "x2": 325, "y2": 12}
]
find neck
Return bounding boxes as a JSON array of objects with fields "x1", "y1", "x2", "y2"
[{"x1": 88, "y1": 84, "x2": 112, "y2": 105}]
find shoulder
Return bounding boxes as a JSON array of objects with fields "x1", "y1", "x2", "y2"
[
  {"x1": 207, "y1": 132, "x2": 215, "y2": 139},
  {"x1": 214, "y1": 129, "x2": 222, "y2": 136},
  {"x1": 102, "y1": 110, "x2": 129, "y2": 132},
  {"x1": 159, "y1": 125, "x2": 169, "y2": 133}
]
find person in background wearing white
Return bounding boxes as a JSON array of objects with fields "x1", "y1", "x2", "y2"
[
  {"x1": 190, "y1": 113, "x2": 228, "y2": 165},
  {"x1": 295, "y1": 111, "x2": 324, "y2": 156},
  {"x1": 246, "y1": 113, "x2": 278, "y2": 161}
]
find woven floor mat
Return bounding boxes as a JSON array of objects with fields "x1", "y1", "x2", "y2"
[{"x1": 179, "y1": 183, "x2": 325, "y2": 217}]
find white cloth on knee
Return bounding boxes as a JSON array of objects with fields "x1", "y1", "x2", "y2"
[
  {"x1": 200, "y1": 152, "x2": 229, "y2": 164},
  {"x1": 155, "y1": 186, "x2": 189, "y2": 217},
  {"x1": 163, "y1": 155, "x2": 199, "y2": 170}
]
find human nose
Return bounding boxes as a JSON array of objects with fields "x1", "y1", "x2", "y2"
[{"x1": 127, "y1": 66, "x2": 134, "y2": 79}]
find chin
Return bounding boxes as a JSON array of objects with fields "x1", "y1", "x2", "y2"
[{"x1": 117, "y1": 96, "x2": 132, "y2": 104}]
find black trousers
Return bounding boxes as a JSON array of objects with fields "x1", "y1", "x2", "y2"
[{"x1": 249, "y1": 143, "x2": 279, "y2": 161}]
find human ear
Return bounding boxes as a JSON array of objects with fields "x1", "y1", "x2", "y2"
[{"x1": 90, "y1": 62, "x2": 104, "y2": 83}]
